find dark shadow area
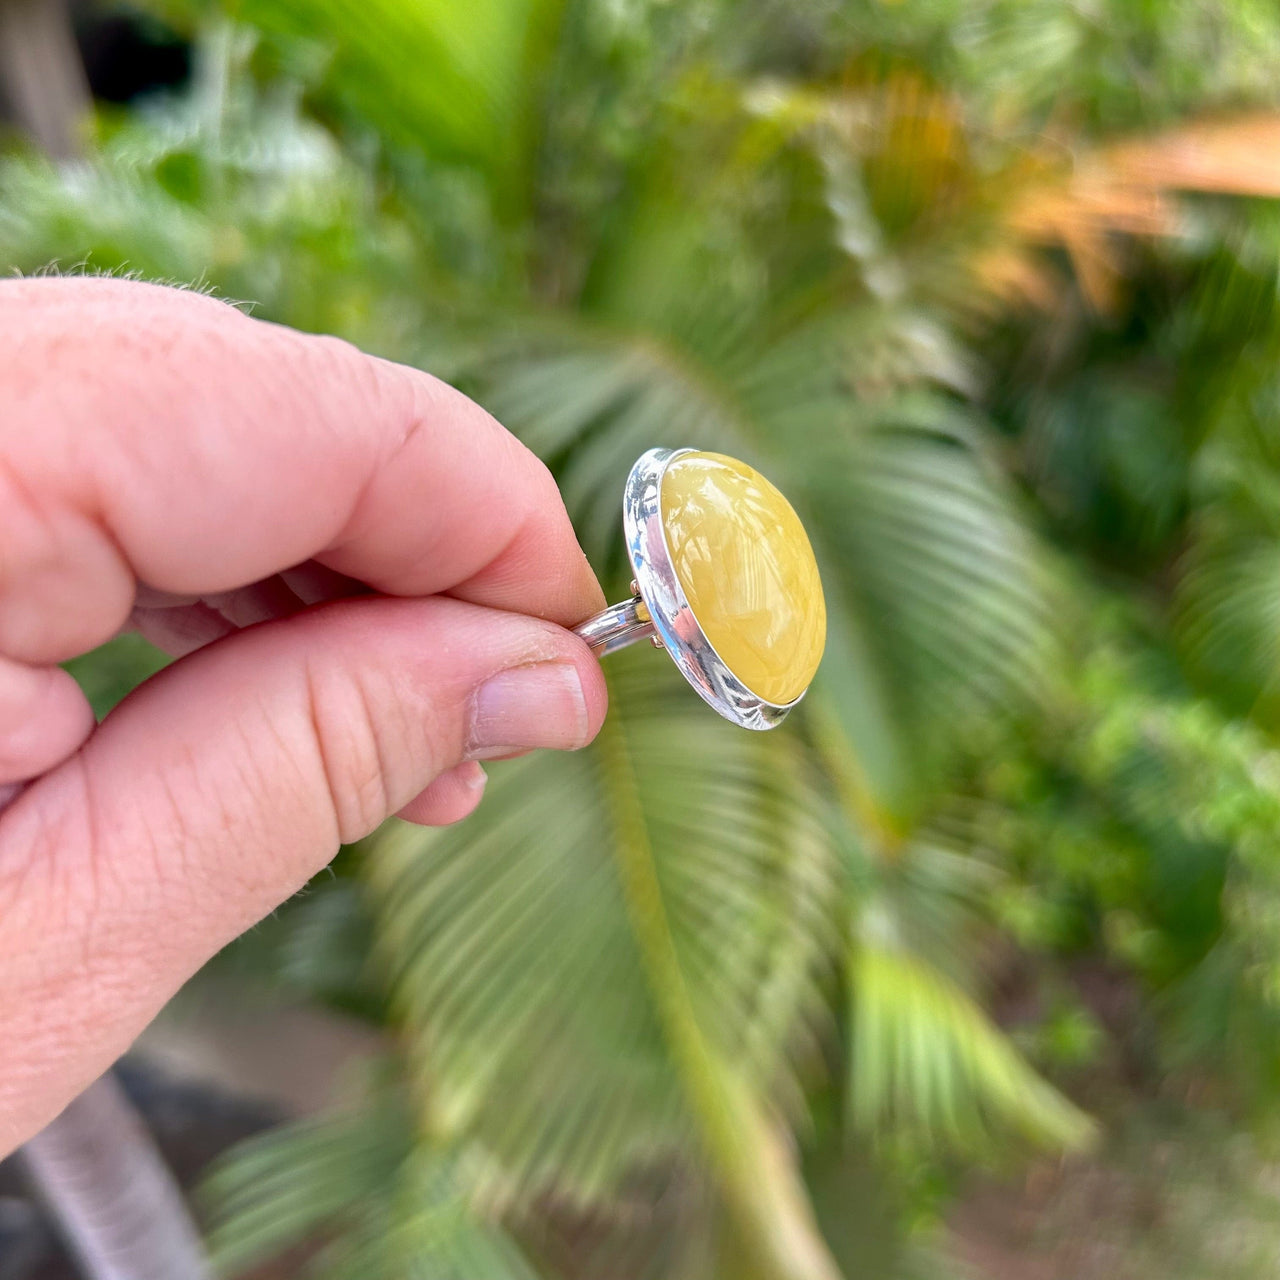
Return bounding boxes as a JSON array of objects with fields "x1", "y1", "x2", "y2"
[
  {"x1": 73, "y1": 2, "x2": 189, "y2": 104},
  {"x1": 0, "y1": 1062, "x2": 277, "y2": 1280}
]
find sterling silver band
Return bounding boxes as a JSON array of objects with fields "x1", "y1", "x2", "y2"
[{"x1": 573, "y1": 595, "x2": 655, "y2": 655}]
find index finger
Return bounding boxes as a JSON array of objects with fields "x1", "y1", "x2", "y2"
[{"x1": 0, "y1": 278, "x2": 604, "y2": 664}]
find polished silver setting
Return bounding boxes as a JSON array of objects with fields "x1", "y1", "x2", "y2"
[{"x1": 573, "y1": 446, "x2": 804, "y2": 730}]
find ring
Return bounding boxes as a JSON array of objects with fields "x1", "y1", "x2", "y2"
[{"x1": 573, "y1": 448, "x2": 826, "y2": 730}]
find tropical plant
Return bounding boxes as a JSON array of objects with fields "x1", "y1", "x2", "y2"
[{"x1": 8, "y1": 0, "x2": 1280, "y2": 1276}]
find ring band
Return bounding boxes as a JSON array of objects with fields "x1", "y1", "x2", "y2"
[{"x1": 573, "y1": 589, "x2": 655, "y2": 656}]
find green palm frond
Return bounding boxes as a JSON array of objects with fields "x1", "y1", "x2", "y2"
[
  {"x1": 852, "y1": 825, "x2": 1004, "y2": 971},
  {"x1": 365, "y1": 649, "x2": 841, "y2": 1276},
  {"x1": 849, "y1": 937, "x2": 1094, "y2": 1151},
  {"x1": 840, "y1": 808, "x2": 1090, "y2": 1152},
  {"x1": 1175, "y1": 390, "x2": 1280, "y2": 726},
  {"x1": 477, "y1": 329, "x2": 757, "y2": 568},
  {"x1": 802, "y1": 401, "x2": 1058, "y2": 748},
  {"x1": 1177, "y1": 531, "x2": 1280, "y2": 726},
  {"x1": 204, "y1": 1068, "x2": 537, "y2": 1280}
]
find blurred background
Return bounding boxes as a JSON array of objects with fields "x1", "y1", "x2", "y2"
[{"x1": 5, "y1": 1, "x2": 1280, "y2": 1277}]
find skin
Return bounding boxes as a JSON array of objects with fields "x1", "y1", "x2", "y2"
[{"x1": 0, "y1": 277, "x2": 609, "y2": 1155}]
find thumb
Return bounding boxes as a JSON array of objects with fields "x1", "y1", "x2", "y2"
[{"x1": 0, "y1": 595, "x2": 606, "y2": 1154}]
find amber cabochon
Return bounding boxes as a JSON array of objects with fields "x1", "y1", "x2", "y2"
[{"x1": 659, "y1": 451, "x2": 826, "y2": 705}]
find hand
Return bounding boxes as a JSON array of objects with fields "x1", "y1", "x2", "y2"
[{"x1": 0, "y1": 278, "x2": 608, "y2": 1154}]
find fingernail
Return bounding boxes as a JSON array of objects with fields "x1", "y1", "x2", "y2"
[
  {"x1": 459, "y1": 760, "x2": 488, "y2": 790},
  {"x1": 468, "y1": 662, "x2": 589, "y2": 760}
]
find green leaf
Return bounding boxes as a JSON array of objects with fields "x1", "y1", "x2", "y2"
[
  {"x1": 364, "y1": 650, "x2": 841, "y2": 1276},
  {"x1": 204, "y1": 1068, "x2": 537, "y2": 1280},
  {"x1": 849, "y1": 939, "x2": 1095, "y2": 1152},
  {"x1": 177, "y1": 0, "x2": 567, "y2": 218}
]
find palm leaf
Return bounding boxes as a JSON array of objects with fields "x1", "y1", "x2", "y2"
[
  {"x1": 849, "y1": 939, "x2": 1094, "y2": 1151},
  {"x1": 1175, "y1": 384, "x2": 1280, "y2": 726},
  {"x1": 204, "y1": 1068, "x2": 537, "y2": 1280},
  {"x1": 798, "y1": 401, "x2": 1058, "y2": 754},
  {"x1": 1177, "y1": 531, "x2": 1280, "y2": 726},
  {"x1": 364, "y1": 649, "x2": 842, "y2": 1277}
]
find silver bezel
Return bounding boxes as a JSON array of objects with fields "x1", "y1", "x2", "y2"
[{"x1": 623, "y1": 447, "x2": 804, "y2": 731}]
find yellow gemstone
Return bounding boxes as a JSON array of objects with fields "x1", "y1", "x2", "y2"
[{"x1": 660, "y1": 451, "x2": 826, "y2": 705}]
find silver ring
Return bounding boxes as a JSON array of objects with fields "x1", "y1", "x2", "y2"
[{"x1": 573, "y1": 447, "x2": 822, "y2": 731}]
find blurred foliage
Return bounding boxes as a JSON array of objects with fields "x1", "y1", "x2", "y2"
[
  {"x1": 62, "y1": 632, "x2": 169, "y2": 718},
  {"x1": 10, "y1": 0, "x2": 1280, "y2": 1275}
]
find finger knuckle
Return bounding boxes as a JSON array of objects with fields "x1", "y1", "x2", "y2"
[{"x1": 301, "y1": 660, "x2": 398, "y2": 844}]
